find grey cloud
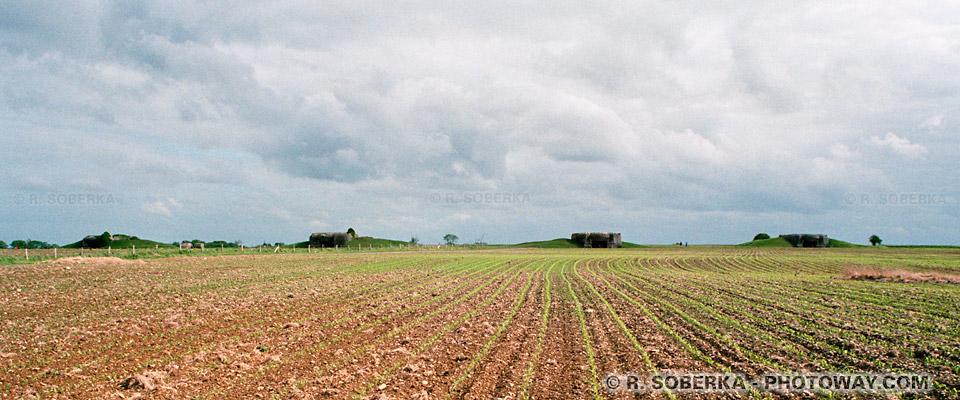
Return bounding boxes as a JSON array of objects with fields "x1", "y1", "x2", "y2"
[{"x1": 2, "y1": 1, "x2": 960, "y2": 245}]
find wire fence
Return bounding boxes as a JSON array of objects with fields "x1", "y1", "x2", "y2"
[{"x1": 0, "y1": 243, "x2": 508, "y2": 264}]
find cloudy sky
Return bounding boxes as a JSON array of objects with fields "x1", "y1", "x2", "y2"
[{"x1": 1, "y1": 1, "x2": 958, "y2": 245}]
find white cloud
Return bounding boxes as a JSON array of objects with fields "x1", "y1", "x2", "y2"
[
  {"x1": 921, "y1": 114, "x2": 943, "y2": 129},
  {"x1": 141, "y1": 198, "x2": 182, "y2": 217},
  {"x1": 868, "y1": 133, "x2": 929, "y2": 158},
  {"x1": 829, "y1": 143, "x2": 857, "y2": 159}
]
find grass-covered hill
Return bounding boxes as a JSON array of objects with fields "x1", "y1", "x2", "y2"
[
  {"x1": 288, "y1": 237, "x2": 410, "y2": 249},
  {"x1": 737, "y1": 236, "x2": 862, "y2": 248},
  {"x1": 514, "y1": 238, "x2": 644, "y2": 248},
  {"x1": 62, "y1": 234, "x2": 176, "y2": 249}
]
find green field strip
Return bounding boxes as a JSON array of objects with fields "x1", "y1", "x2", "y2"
[
  {"x1": 612, "y1": 267, "x2": 814, "y2": 362},
  {"x1": 603, "y1": 261, "x2": 795, "y2": 372},
  {"x1": 441, "y1": 261, "x2": 546, "y2": 398},
  {"x1": 19, "y1": 256, "x2": 490, "y2": 395},
  {"x1": 4, "y1": 255, "x2": 433, "y2": 337},
  {"x1": 192, "y1": 256, "x2": 517, "y2": 398},
  {"x1": 16, "y1": 256, "x2": 440, "y2": 362},
  {"x1": 762, "y1": 277, "x2": 959, "y2": 335},
  {"x1": 7, "y1": 257, "x2": 439, "y2": 391},
  {"x1": 518, "y1": 259, "x2": 563, "y2": 400},
  {"x1": 633, "y1": 272, "x2": 835, "y2": 370},
  {"x1": 585, "y1": 262, "x2": 718, "y2": 371},
  {"x1": 685, "y1": 277, "x2": 879, "y2": 370},
  {"x1": 719, "y1": 255, "x2": 779, "y2": 274},
  {"x1": 734, "y1": 278, "x2": 960, "y2": 365},
  {"x1": 779, "y1": 279, "x2": 960, "y2": 322},
  {"x1": 741, "y1": 276, "x2": 958, "y2": 340},
  {"x1": 560, "y1": 258, "x2": 602, "y2": 400},
  {"x1": 573, "y1": 258, "x2": 680, "y2": 400},
  {"x1": 355, "y1": 262, "x2": 533, "y2": 398},
  {"x1": 206, "y1": 257, "x2": 518, "y2": 395},
  {"x1": 304, "y1": 258, "x2": 526, "y2": 376},
  {"x1": 573, "y1": 258, "x2": 657, "y2": 372}
]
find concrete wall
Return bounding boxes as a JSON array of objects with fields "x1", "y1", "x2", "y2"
[{"x1": 571, "y1": 232, "x2": 622, "y2": 248}]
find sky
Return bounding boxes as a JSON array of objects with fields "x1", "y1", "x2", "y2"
[{"x1": 1, "y1": 1, "x2": 958, "y2": 246}]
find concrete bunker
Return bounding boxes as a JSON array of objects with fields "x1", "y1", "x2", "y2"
[
  {"x1": 779, "y1": 234, "x2": 829, "y2": 248},
  {"x1": 571, "y1": 232, "x2": 622, "y2": 248},
  {"x1": 309, "y1": 232, "x2": 355, "y2": 248}
]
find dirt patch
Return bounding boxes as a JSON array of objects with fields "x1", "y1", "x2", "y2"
[
  {"x1": 48, "y1": 256, "x2": 138, "y2": 264},
  {"x1": 842, "y1": 266, "x2": 960, "y2": 284}
]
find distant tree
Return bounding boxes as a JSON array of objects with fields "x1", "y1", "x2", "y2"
[
  {"x1": 26, "y1": 240, "x2": 55, "y2": 249},
  {"x1": 347, "y1": 227, "x2": 357, "y2": 237},
  {"x1": 98, "y1": 231, "x2": 112, "y2": 248},
  {"x1": 753, "y1": 233, "x2": 771, "y2": 241},
  {"x1": 0, "y1": 241, "x2": 6, "y2": 249},
  {"x1": 869, "y1": 235, "x2": 882, "y2": 246},
  {"x1": 10, "y1": 240, "x2": 27, "y2": 249},
  {"x1": 208, "y1": 240, "x2": 238, "y2": 248},
  {"x1": 274, "y1": 242, "x2": 285, "y2": 247},
  {"x1": 443, "y1": 234, "x2": 459, "y2": 245},
  {"x1": 409, "y1": 237, "x2": 419, "y2": 245}
]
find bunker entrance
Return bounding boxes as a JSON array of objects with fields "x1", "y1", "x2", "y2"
[{"x1": 592, "y1": 241, "x2": 608, "y2": 248}]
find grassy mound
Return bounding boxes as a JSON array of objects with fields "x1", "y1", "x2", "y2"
[
  {"x1": 515, "y1": 238, "x2": 580, "y2": 248},
  {"x1": 289, "y1": 237, "x2": 410, "y2": 249},
  {"x1": 515, "y1": 238, "x2": 643, "y2": 248},
  {"x1": 736, "y1": 237, "x2": 793, "y2": 248},
  {"x1": 826, "y1": 238, "x2": 861, "y2": 248},
  {"x1": 738, "y1": 236, "x2": 863, "y2": 248},
  {"x1": 62, "y1": 238, "x2": 175, "y2": 249}
]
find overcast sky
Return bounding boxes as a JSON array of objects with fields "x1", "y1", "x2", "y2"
[{"x1": 2, "y1": 1, "x2": 958, "y2": 245}]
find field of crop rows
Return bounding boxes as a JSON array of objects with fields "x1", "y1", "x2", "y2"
[{"x1": 1, "y1": 247, "x2": 958, "y2": 399}]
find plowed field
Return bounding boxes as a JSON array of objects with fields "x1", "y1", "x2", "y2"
[{"x1": 2, "y1": 248, "x2": 958, "y2": 399}]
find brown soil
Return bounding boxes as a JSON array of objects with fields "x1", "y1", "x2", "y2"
[{"x1": 2, "y1": 250, "x2": 958, "y2": 399}]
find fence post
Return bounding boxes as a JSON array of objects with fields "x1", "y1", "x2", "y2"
[
  {"x1": 25, "y1": 248, "x2": 29, "y2": 260},
  {"x1": 133, "y1": 245, "x2": 136, "y2": 255},
  {"x1": 108, "y1": 246, "x2": 111, "y2": 255},
  {"x1": 54, "y1": 247, "x2": 58, "y2": 259}
]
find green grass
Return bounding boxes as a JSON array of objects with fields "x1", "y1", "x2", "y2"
[
  {"x1": 735, "y1": 237, "x2": 793, "y2": 247},
  {"x1": 887, "y1": 245, "x2": 960, "y2": 249},
  {"x1": 515, "y1": 238, "x2": 581, "y2": 248},
  {"x1": 826, "y1": 238, "x2": 862, "y2": 248}
]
